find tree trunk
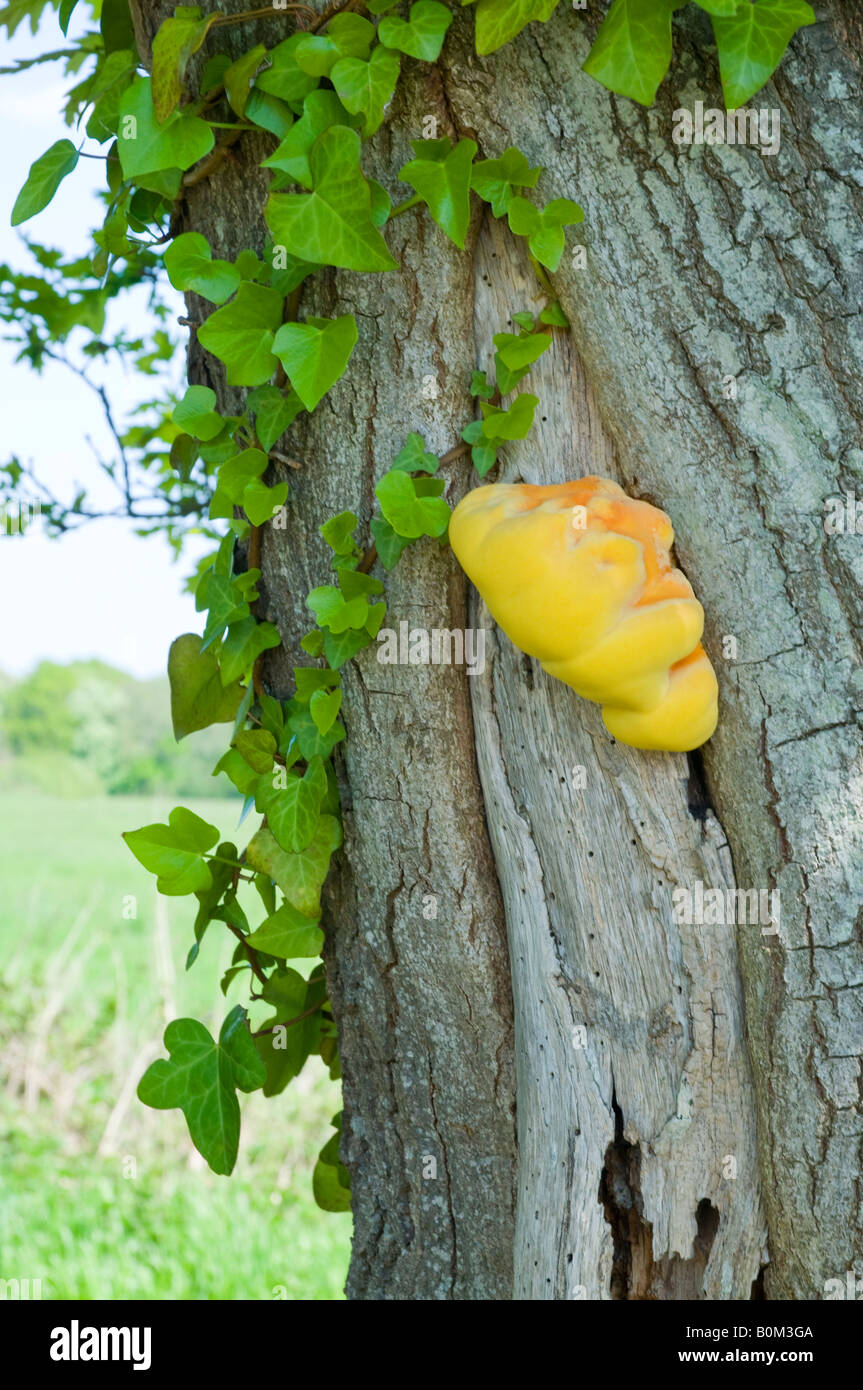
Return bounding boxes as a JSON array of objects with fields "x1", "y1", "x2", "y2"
[{"x1": 132, "y1": 0, "x2": 863, "y2": 1299}]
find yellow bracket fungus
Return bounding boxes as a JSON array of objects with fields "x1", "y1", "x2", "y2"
[{"x1": 449, "y1": 477, "x2": 718, "y2": 752}]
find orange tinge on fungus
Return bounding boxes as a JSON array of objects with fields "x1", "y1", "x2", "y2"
[{"x1": 449, "y1": 476, "x2": 719, "y2": 752}]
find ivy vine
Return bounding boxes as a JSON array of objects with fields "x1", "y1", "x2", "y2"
[{"x1": 3, "y1": 0, "x2": 813, "y2": 1207}]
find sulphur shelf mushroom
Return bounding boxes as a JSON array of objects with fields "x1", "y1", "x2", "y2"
[{"x1": 448, "y1": 477, "x2": 718, "y2": 752}]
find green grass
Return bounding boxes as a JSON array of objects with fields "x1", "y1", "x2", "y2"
[{"x1": 0, "y1": 792, "x2": 351, "y2": 1300}]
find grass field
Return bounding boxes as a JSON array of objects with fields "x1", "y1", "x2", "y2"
[{"x1": 0, "y1": 792, "x2": 351, "y2": 1300}]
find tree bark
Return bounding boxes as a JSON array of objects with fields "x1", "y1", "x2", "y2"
[{"x1": 132, "y1": 0, "x2": 863, "y2": 1299}]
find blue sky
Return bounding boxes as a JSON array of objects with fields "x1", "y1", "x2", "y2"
[{"x1": 0, "y1": 12, "x2": 209, "y2": 678}]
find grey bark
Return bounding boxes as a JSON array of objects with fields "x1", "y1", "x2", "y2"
[{"x1": 131, "y1": 0, "x2": 863, "y2": 1299}]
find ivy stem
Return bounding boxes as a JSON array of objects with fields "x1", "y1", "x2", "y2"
[
  {"x1": 225, "y1": 921, "x2": 270, "y2": 986},
  {"x1": 388, "y1": 193, "x2": 423, "y2": 220},
  {"x1": 210, "y1": 4, "x2": 317, "y2": 27}
]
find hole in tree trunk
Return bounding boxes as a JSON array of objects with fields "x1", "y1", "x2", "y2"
[{"x1": 599, "y1": 1089, "x2": 721, "y2": 1299}]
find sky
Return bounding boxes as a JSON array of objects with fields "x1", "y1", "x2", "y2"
[{"x1": 0, "y1": 12, "x2": 208, "y2": 679}]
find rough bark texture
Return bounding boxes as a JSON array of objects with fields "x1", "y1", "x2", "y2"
[{"x1": 131, "y1": 0, "x2": 863, "y2": 1299}]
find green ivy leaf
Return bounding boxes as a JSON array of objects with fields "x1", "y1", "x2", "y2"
[
  {"x1": 254, "y1": 33, "x2": 320, "y2": 104},
  {"x1": 247, "y1": 385, "x2": 305, "y2": 451},
  {"x1": 375, "y1": 469, "x2": 450, "y2": 539},
  {"x1": 272, "y1": 314, "x2": 358, "y2": 412},
  {"x1": 712, "y1": 0, "x2": 815, "y2": 108},
  {"x1": 694, "y1": 0, "x2": 743, "y2": 14},
  {"x1": 11, "y1": 139, "x2": 78, "y2": 226},
  {"x1": 124, "y1": 805, "x2": 220, "y2": 896},
  {"x1": 307, "y1": 584, "x2": 369, "y2": 633},
  {"x1": 197, "y1": 282, "x2": 284, "y2": 386},
  {"x1": 234, "y1": 728, "x2": 278, "y2": 773},
  {"x1": 172, "y1": 384, "x2": 223, "y2": 440},
  {"x1": 481, "y1": 391, "x2": 538, "y2": 439},
  {"x1": 220, "y1": 617, "x2": 282, "y2": 684},
  {"x1": 470, "y1": 146, "x2": 542, "y2": 219},
  {"x1": 214, "y1": 747, "x2": 259, "y2": 796},
  {"x1": 320, "y1": 510, "x2": 359, "y2": 556},
  {"x1": 246, "y1": 816, "x2": 342, "y2": 917},
  {"x1": 309, "y1": 685, "x2": 342, "y2": 736},
  {"x1": 506, "y1": 194, "x2": 583, "y2": 271},
  {"x1": 539, "y1": 299, "x2": 569, "y2": 327},
  {"x1": 266, "y1": 126, "x2": 397, "y2": 272},
  {"x1": 391, "y1": 432, "x2": 439, "y2": 473},
  {"x1": 151, "y1": 5, "x2": 217, "y2": 122},
  {"x1": 118, "y1": 76, "x2": 214, "y2": 178},
  {"x1": 379, "y1": 0, "x2": 452, "y2": 60},
  {"x1": 168, "y1": 632, "x2": 244, "y2": 738},
  {"x1": 493, "y1": 328, "x2": 551, "y2": 392},
  {"x1": 582, "y1": 0, "x2": 678, "y2": 107},
  {"x1": 245, "y1": 901, "x2": 324, "y2": 958},
  {"x1": 323, "y1": 627, "x2": 370, "y2": 667},
  {"x1": 242, "y1": 478, "x2": 290, "y2": 526},
  {"x1": 398, "y1": 137, "x2": 477, "y2": 249},
  {"x1": 261, "y1": 90, "x2": 358, "y2": 190},
  {"x1": 285, "y1": 702, "x2": 346, "y2": 760},
  {"x1": 245, "y1": 88, "x2": 295, "y2": 138},
  {"x1": 224, "y1": 43, "x2": 268, "y2": 116},
  {"x1": 474, "y1": 0, "x2": 559, "y2": 56},
  {"x1": 331, "y1": 45, "x2": 400, "y2": 137},
  {"x1": 254, "y1": 757, "x2": 327, "y2": 854},
  {"x1": 164, "y1": 231, "x2": 241, "y2": 305},
  {"x1": 296, "y1": 13, "x2": 375, "y2": 75},
  {"x1": 137, "y1": 1006, "x2": 266, "y2": 1175}
]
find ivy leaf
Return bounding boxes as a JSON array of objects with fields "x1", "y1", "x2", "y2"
[
  {"x1": 164, "y1": 231, "x2": 241, "y2": 305},
  {"x1": 11, "y1": 139, "x2": 78, "y2": 226},
  {"x1": 246, "y1": 816, "x2": 342, "y2": 917},
  {"x1": 539, "y1": 299, "x2": 569, "y2": 327},
  {"x1": 694, "y1": 0, "x2": 743, "y2": 13},
  {"x1": 712, "y1": 0, "x2": 815, "y2": 108},
  {"x1": 197, "y1": 282, "x2": 284, "y2": 386},
  {"x1": 224, "y1": 43, "x2": 268, "y2": 116},
  {"x1": 214, "y1": 448, "x2": 269, "y2": 505},
  {"x1": 474, "y1": 0, "x2": 559, "y2": 56},
  {"x1": 214, "y1": 747, "x2": 259, "y2": 796},
  {"x1": 261, "y1": 90, "x2": 358, "y2": 190},
  {"x1": 245, "y1": 901, "x2": 324, "y2": 958},
  {"x1": 376, "y1": 469, "x2": 451, "y2": 538},
  {"x1": 313, "y1": 1150, "x2": 351, "y2": 1211},
  {"x1": 307, "y1": 584, "x2": 369, "y2": 633},
  {"x1": 173, "y1": 384, "x2": 223, "y2": 440},
  {"x1": 379, "y1": 0, "x2": 452, "y2": 60},
  {"x1": 266, "y1": 126, "x2": 398, "y2": 272},
  {"x1": 320, "y1": 509, "x2": 359, "y2": 556},
  {"x1": 295, "y1": 13, "x2": 375, "y2": 74},
  {"x1": 506, "y1": 194, "x2": 583, "y2": 271},
  {"x1": 310, "y1": 685, "x2": 342, "y2": 736},
  {"x1": 168, "y1": 633, "x2": 244, "y2": 738},
  {"x1": 242, "y1": 478, "x2": 290, "y2": 526},
  {"x1": 123, "y1": 806, "x2": 220, "y2": 896},
  {"x1": 220, "y1": 617, "x2": 282, "y2": 685},
  {"x1": 391, "y1": 432, "x2": 439, "y2": 473},
  {"x1": 481, "y1": 391, "x2": 538, "y2": 439},
  {"x1": 254, "y1": 33, "x2": 320, "y2": 105},
  {"x1": 137, "y1": 1006, "x2": 266, "y2": 1176},
  {"x1": 151, "y1": 5, "x2": 217, "y2": 122},
  {"x1": 247, "y1": 385, "x2": 305, "y2": 451},
  {"x1": 272, "y1": 314, "x2": 358, "y2": 412},
  {"x1": 398, "y1": 137, "x2": 477, "y2": 249},
  {"x1": 254, "y1": 757, "x2": 327, "y2": 854},
  {"x1": 234, "y1": 728, "x2": 278, "y2": 773},
  {"x1": 330, "y1": 45, "x2": 401, "y2": 137},
  {"x1": 285, "y1": 702, "x2": 346, "y2": 760},
  {"x1": 369, "y1": 515, "x2": 408, "y2": 570},
  {"x1": 582, "y1": 0, "x2": 678, "y2": 107},
  {"x1": 118, "y1": 76, "x2": 214, "y2": 178},
  {"x1": 323, "y1": 627, "x2": 370, "y2": 667},
  {"x1": 245, "y1": 89, "x2": 295, "y2": 138},
  {"x1": 255, "y1": 969, "x2": 324, "y2": 1094},
  {"x1": 470, "y1": 146, "x2": 541, "y2": 219},
  {"x1": 493, "y1": 328, "x2": 551, "y2": 392}
]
